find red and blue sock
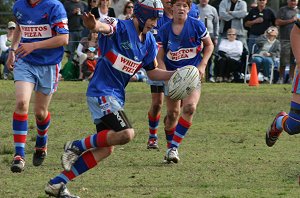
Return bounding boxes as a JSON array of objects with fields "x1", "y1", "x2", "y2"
[
  {"x1": 165, "y1": 127, "x2": 175, "y2": 148},
  {"x1": 13, "y1": 112, "x2": 28, "y2": 158},
  {"x1": 72, "y1": 130, "x2": 109, "y2": 152},
  {"x1": 148, "y1": 112, "x2": 160, "y2": 140},
  {"x1": 281, "y1": 101, "x2": 300, "y2": 135},
  {"x1": 50, "y1": 151, "x2": 97, "y2": 184},
  {"x1": 35, "y1": 112, "x2": 50, "y2": 148},
  {"x1": 170, "y1": 117, "x2": 192, "y2": 148}
]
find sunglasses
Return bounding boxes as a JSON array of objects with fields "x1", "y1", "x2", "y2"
[
  {"x1": 126, "y1": 6, "x2": 134, "y2": 8},
  {"x1": 227, "y1": 33, "x2": 236, "y2": 35},
  {"x1": 8, "y1": 27, "x2": 15, "y2": 30},
  {"x1": 258, "y1": 0, "x2": 266, "y2": 1},
  {"x1": 92, "y1": 0, "x2": 97, "y2": 2}
]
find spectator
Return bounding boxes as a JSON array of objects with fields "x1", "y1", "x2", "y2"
[
  {"x1": 64, "y1": 0, "x2": 88, "y2": 60},
  {"x1": 251, "y1": 26, "x2": 280, "y2": 83},
  {"x1": 110, "y1": 0, "x2": 129, "y2": 18},
  {"x1": 276, "y1": 0, "x2": 299, "y2": 84},
  {"x1": 76, "y1": 31, "x2": 98, "y2": 80},
  {"x1": 0, "y1": 21, "x2": 16, "y2": 80},
  {"x1": 118, "y1": 1, "x2": 134, "y2": 20},
  {"x1": 219, "y1": 0, "x2": 248, "y2": 49},
  {"x1": 198, "y1": 0, "x2": 219, "y2": 82},
  {"x1": 91, "y1": 0, "x2": 116, "y2": 21},
  {"x1": 81, "y1": 47, "x2": 97, "y2": 80},
  {"x1": 214, "y1": 28, "x2": 244, "y2": 82},
  {"x1": 244, "y1": 0, "x2": 276, "y2": 54},
  {"x1": 88, "y1": 0, "x2": 99, "y2": 11}
]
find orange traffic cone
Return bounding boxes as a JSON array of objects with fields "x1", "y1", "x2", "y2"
[{"x1": 249, "y1": 62, "x2": 259, "y2": 86}]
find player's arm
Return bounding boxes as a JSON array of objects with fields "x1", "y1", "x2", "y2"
[
  {"x1": 197, "y1": 36, "x2": 214, "y2": 78},
  {"x1": 82, "y1": 12, "x2": 112, "y2": 34},
  {"x1": 156, "y1": 46, "x2": 166, "y2": 70},
  {"x1": 6, "y1": 24, "x2": 22, "y2": 71},
  {"x1": 291, "y1": 24, "x2": 300, "y2": 69},
  {"x1": 146, "y1": 60, "x2": 174, "y2": 81},
  {"x1": 15, "y1": 33, "x2": 68, "y2": 58}
]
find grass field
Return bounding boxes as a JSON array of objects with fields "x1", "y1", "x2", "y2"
[{"x1": 1, "y1": 81, "x2": 300, "y2": 198}]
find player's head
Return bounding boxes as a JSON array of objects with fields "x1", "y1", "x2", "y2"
[{"x1": 134, "y1": 0, "x2": 164, "y2": 31}]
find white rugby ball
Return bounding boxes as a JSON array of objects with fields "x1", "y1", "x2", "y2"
[{"x1": 167, "y1": 66, "x2": 200, "y2": 100}]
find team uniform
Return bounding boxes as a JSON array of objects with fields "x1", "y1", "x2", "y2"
[
  {"x1": 11, "y1": 0, "x2": 68, "y2": 173},
  {"x1": 157, "y1": 16, "x2": 208, "y2": 71},
  {"x1": 13, "y1": 0, "x2": 68, "y2": 93}
]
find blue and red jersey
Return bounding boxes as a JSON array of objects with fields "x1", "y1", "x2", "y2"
[
  {"x1": 157, "y1": 16, "x2": 208, "y2": 71},
  {"x1": 13, "y1": 0, "x2": 69, "y2": 65},
  {"x1": 86, "y1": 18, "x2": 157, "y2": 103}
]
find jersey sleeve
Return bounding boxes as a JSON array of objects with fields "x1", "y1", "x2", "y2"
[
  {"x1": 50, "y1": 3, "x2": 69, "y2": 34},
  {"x1": 143, "y1": 34, "x2": 158, "y2": 71},
  {"x1": 99, "y1": 17, "x2": 118, "y2": 36}
]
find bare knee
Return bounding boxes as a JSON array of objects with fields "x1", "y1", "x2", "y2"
[
  {"x1": 151, "y1": 103, "x2": 163, "y2": 115},
  {"x1": 15, "y1": 99, "x2": 29, "y2": 113},
  {"x1": 118, "y1": 129, "x2": 135, "y2": 145},
  {"x1": 34, "y1": 110, "x2": 48, "y2": 121},
  {"x1": 182, "y1": 104, "x2": 196, "y2": 116}
]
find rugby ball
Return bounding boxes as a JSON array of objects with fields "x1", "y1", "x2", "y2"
[{"x1": 167, "y1": 66, "x2": 200, "y2": 100}]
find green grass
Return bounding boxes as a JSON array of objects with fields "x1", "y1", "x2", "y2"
[{"x1": 1, "y1": 81, "x2": 300, "y2": 198}]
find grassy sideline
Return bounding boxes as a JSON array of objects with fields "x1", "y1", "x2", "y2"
[{"x1": 1, "y1": 81, "x2": 300, "y2": 198}]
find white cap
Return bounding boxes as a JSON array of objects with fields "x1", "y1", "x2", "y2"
[{"x1": 7, "y1": 21, "x2": 16, "y2": 29}]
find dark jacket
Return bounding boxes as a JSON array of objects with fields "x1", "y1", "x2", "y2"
[
  {"x1": 254, "y1": 35, "x2": 281, "y2": 61},
  {"x1": 91, "y1": 7, "x2": 116, "y2": 19}
]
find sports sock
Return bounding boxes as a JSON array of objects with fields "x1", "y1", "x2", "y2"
[
  {"x1": 50, "y1": 151, "x2": 97, "y2": 184},
  {"x1": 148, "y1": 112, "x2": 160, "y2": 140},
  {"x1": 283, "y1": 101, "x2": 300, "y2": 135},
  {"x1": 165, "y1": 127, "x2": 175, "y2": 148},
  {"x1": 72, "y1": 130, "x2": 109, "y2": 152},
  {"x1": 170, "y1": 117, "x2": 192, "y2": 148},
  {"x1": 13, "y1": 112, "x2": 28, "y2": 158},
  {"x1": 35, "y1": 112, "x2": 50, "y2": 148}
]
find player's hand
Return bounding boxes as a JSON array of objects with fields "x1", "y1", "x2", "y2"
[
  {"x1": 15, "y1": 43, "x2": 36, "y2": 58},
  {"x1": 198, "y1": 64, "x2": 206, "y2": 79},
  {"x1": 82, "y1": 12, "x2": 97, "y2": 31},
  {"x1": 6, "y1": 51, "x2": 15, "y2": 71}
]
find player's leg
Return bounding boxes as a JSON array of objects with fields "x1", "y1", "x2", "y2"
[
  {"x1": 32, "y1": 64, "x2": 60, "y2": 166},
  {"x1": 147, "y1": 85, "x2": 164, "y2": 149},
  {"x1": 266, "y1": 68, "x2": 300, "y2": 147},
  {"x1": 166, "y1": 89, "x2": 201, "y2": 163},
  {"x1": 11, "y1": 81, "x2": 34, "y2": 172}
]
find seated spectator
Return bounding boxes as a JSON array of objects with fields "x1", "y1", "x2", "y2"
[
  {"x1": 214, "y1": 28, "x2": 244, "y2": 82},
  {"x1": 91, "y1": 0, "x2": 116, "y2": 21},
  {"x1": 251, "y1": 26, "x2": 280, "y2": 82},
  {"x1": 76, "y1": 31, "x2": 98, "y2": 80},
  {"x1": 82, "y1": 47, "x2": 97, "y2": 80},
  {"x1": 0, "y1": 21, "x2": 16, "y2": 80},
  {"x1": 118, "y1": 1, "x2": 133, "y2": 20}
]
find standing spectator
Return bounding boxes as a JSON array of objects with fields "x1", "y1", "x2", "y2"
[
  {"x1": 219, "y1": 0, "x2": 248, "y2": 49},
  {"x1": 276, "y1": 0, "x2": 299, "y2": 84},
  {"x1": 7, "y1": 0, "x2": 69, "y2": 173},
  {"x1": 118, "y1": 1, "x2": 134, "y2": 20},
  {"x1": 214, "y1": 28, "x2": 243, "y2": 82},
  {"x1": 244, "y1": 0, "x2": 276, "y2": 54},
  {"x1": 146, "y1": 0, "x2": 173, "y2": 150},
  {"x1": 44, "y1": 1, "x2": 175, "y2": 197},
  {"x1": 64, "y1": 0, "x2": 88, "y2": 60},
  {"x1": 110, "y1": 0, "x2": 129, "y2": 18},
  {"x1": 198, "y1": 0, "x2": 219, "y2": 82},
  {"x1": 91, "y1": 0, "x2": 116, "y2": 21},
  {"x1": 76, "y1": 31, "x2": 98, "y2": 80},
  {"x1": 157, "y1": 0, "x2": 214, "y2": 163},
  {"x1": 0, "y1": 21, "x2": 16, "y2": 80},
  {"x1": 251, "y1": 26, "x2": 280, "y2": 82}
]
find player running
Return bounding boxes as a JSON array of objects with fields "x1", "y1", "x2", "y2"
[
  {"x1": 7, "y1": 0, "x2": 69, "y2": 173},
  {"x1": 44, "y1": 0, "x2": 177, "y2": 197},
  {"x1": 156, "y1": 0, "x2": 214, "y2": 163}
]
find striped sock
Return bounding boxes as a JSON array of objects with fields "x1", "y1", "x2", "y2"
[
  {"x1": 35, "y1": 112, "x2": 50, "y2": 148},
  {"x1": 13, "y1": 112, "x2": 28, "y2": 158},
  {"x1": 50, "y1": 151, "x2": 97, "y2": 184},
  {"x1": 165, "y1": 127, "x2": 175, "y2": 148},
  {"x1": 170, "y1": 117, "x2": 192, "y2": 148},
  {"x1": 148, "y1": 112, "x2": 160, "y2": 140},
  {"x1": 72, "y1": 130, "x2": 109, "y2": 153}
]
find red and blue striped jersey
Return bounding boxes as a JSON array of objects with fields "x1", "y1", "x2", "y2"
[{"x1": 13, "y1": 0, "x2": 69, "y2": 65}]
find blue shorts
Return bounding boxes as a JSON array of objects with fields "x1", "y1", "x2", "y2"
[
  {"x1": 87, "y1": 96, "x2": 124, "y2": 125},
  {"x1": 146, "y1": 78, "x2": 164, "y2": 86},
  {"x1": 14, "y1": 59, "x2": 61, "y2": 95}
]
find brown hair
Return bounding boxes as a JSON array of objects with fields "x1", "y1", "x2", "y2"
[
  {"x1": 122, "y1": 1, "x2": 134, "y2": 15},
  {"x1": 171, "y1": 0, "x2": 192, "y2": 7}
]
